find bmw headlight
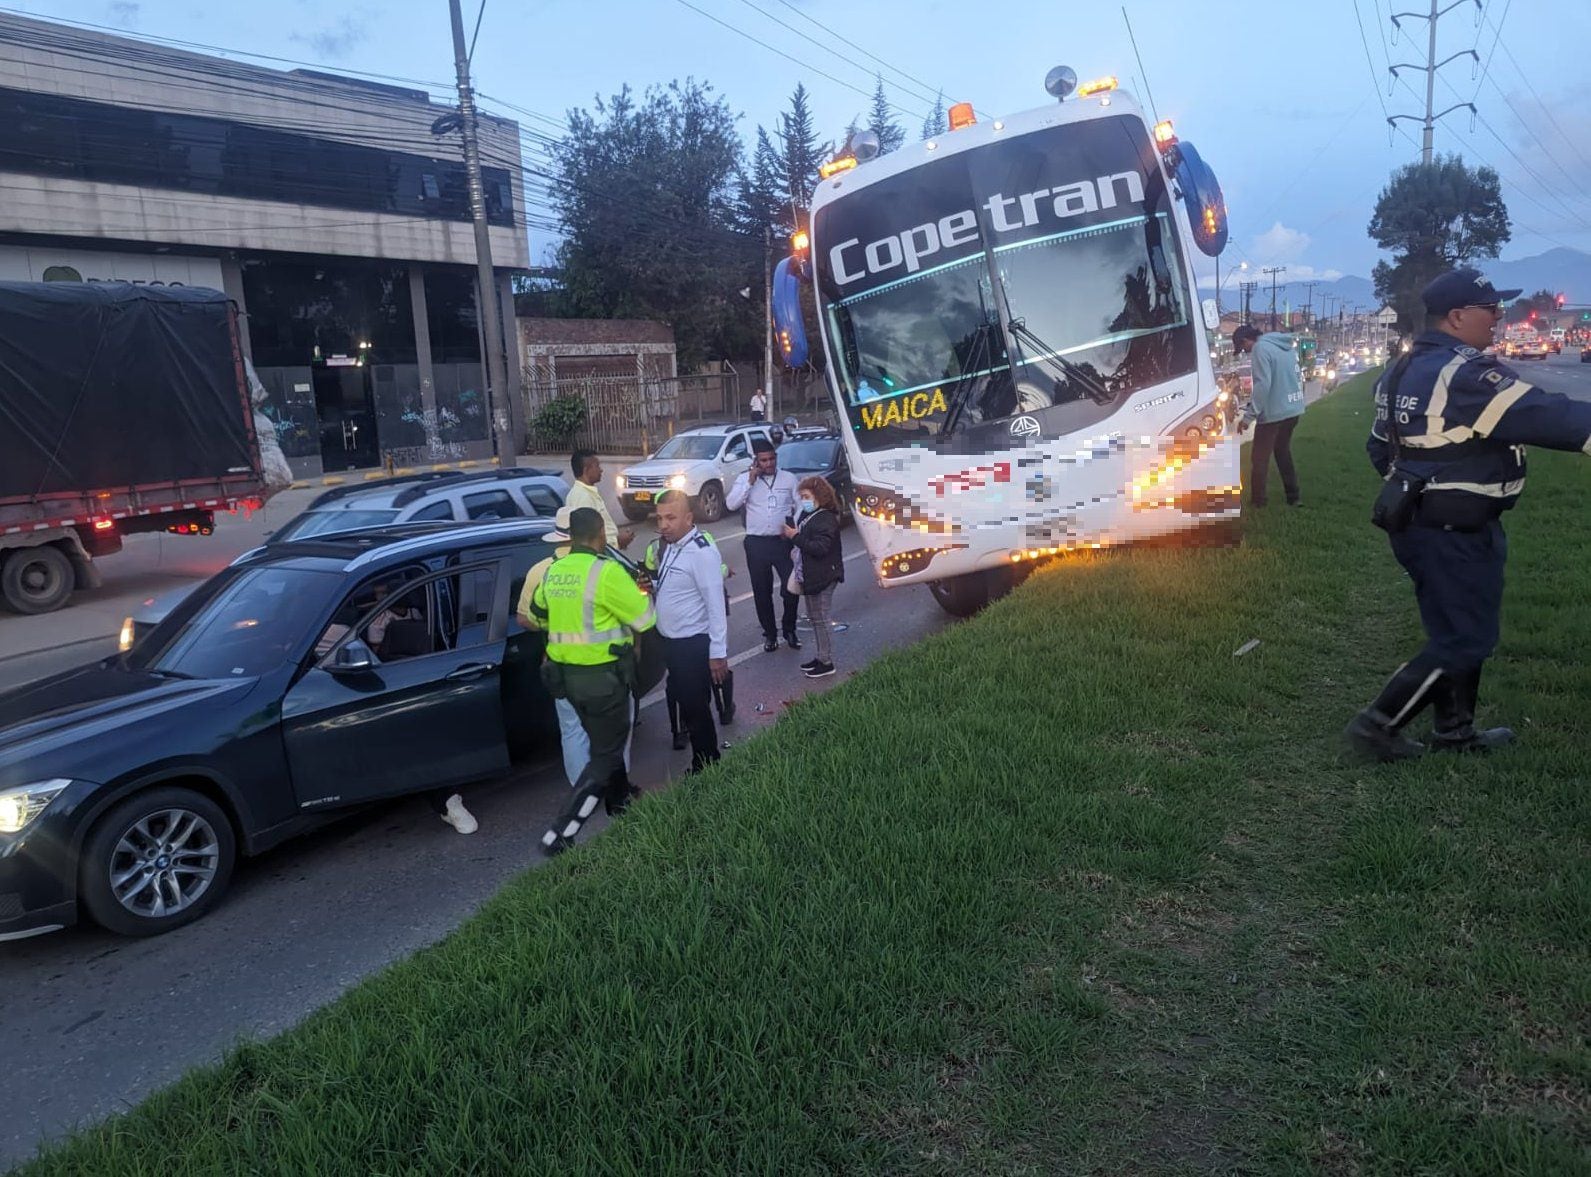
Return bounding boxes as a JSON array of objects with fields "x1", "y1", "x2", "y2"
[
  {"x1": 0, "y1": 779, "x2": 71, "y2": 834},
  {"x1": 668, "y1": 474, "x2": 688, "y2": 490}
]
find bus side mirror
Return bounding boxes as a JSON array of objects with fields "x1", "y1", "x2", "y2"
[
  {"x1": 772, "y1": 256, "x2": 809, "y2": 368},
  {"x1": 1201, "y1": 299, "x2": 1220, "y2": 331},
  {"x1": 1174, "y1": 141, "x2": 1228, "y2": 258}
]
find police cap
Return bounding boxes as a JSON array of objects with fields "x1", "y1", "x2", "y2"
[{"x1": 1421, "y1": 267, "x2": 1522, "y2": 315}]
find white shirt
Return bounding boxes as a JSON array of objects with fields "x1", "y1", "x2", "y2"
[
  {"x1": 750, "y1": 393, "x2": 767, "y2": 414},
  {"x1": 651, "y1": 528, "x2": 728, "y2": 658},
  {"x1": 725, "y1": 467, "x2": 799, "y2": 536},
  {"x1": 566, "y1": 479, "x2": 618, "y2": 546}
]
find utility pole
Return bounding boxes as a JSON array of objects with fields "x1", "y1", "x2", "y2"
[
  {"x1": 448, "y1": 0, "x2": 514, "y2": 458},
  {"x1": 1301, "y1": 281, "x2": 1319, "y2": 329},
  {"x1": 1262, "y1": 266, "x2": 1286, "y2": 330},
  {"x1": 763, "y1": 226, "x2": 775, "y2": 421},
  {"x1": 1387, "y1": 0, "x2": 1480, "y2": 164}
]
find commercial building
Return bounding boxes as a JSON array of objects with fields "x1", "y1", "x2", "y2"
[{"x1": 0, "y1": 12, "x2": 528, "y2": 477}]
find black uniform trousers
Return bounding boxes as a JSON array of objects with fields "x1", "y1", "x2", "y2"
[
  {"x1": 663, "y1": 633, "x2": 720, "y2": 769},
  {"x1": 1389, "y1": 519, "x2": 1506, "y2": 674},
  {"x1": 743, "y1": 533, "x2": 799, "y2": 641}
]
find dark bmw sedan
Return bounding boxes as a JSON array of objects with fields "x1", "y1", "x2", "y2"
[{"x1": 0, "y1": 520, "x2": 660, "y2": 940}]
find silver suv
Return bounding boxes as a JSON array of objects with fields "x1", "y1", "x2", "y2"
[
  {"x1": 617, "y1": 422, "x2": 774, "y2": 523},
  {"x1": 271, "y1": 469, "x2": 568, "y2": 544}
]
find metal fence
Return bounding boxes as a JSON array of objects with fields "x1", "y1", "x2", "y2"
[
  {"x1": 523, "y1": 363, "x2": 841, "y2": 455},
  {"x1": 523, "y1": 365, "x2": 748, "y2": 454}
]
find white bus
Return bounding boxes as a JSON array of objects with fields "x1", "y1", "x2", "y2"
[{"x1": 773, "y1": 69, "x2": 1239, "y2": 615}]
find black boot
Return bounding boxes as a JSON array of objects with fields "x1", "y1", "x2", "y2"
[
  {"x1": 714, "y1": 670, "x2": 736, "y2": 725},
  {"x1": 1430, "y1": 667, "x2": 1515, "y2": 752},
  {"x1": 603, "y1": 769, "x2": 640, "y2": 817},
  {"x1": 668, "y1": 695, "x2": 686, "y2": 751},
  {"x1": 1345, "y1": 659, "x2": 1443, "y2": 762}
]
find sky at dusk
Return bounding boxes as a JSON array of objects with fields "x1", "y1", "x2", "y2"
[{"x1": 27, "y1": 0, "x2": 1591, "y2": 287}]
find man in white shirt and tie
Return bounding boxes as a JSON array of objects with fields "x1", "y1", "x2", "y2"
[
  {"x1": 650, "y1": 490, "x2": 729, "y2": 771},
  {"x1": 725, "y1": 438, "x2": 801, "y2": 653}
]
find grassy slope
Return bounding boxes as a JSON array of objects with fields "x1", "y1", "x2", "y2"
[{"x1": 23, "y1": 374, "x2": 1588, "y2": 1175}]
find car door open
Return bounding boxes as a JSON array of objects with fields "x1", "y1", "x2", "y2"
[{"x1": 280, "y1": 563, "x2": 510, "y2": 810}]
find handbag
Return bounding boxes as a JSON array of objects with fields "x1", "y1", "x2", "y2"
[
  {"x1": 786, "y1": 569, "x2": 803, "y2": 596},
  {"x1": 1370, "y1": 356, "x2": 1425, "y2": 534}
]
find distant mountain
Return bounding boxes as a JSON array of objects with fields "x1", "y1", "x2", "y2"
[
  {"x1": 1198, "y1": 248, "x2": 1591, "y2": 313},
  {"x1": 1484, "y1": 248, "x2": 1591, "y2": 301},
  {"x1": 1199, "y1": 273, "x2": 1376, "y2": 315}
]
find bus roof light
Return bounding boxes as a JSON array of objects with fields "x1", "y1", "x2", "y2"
[
  {"x1": 818, "y1": 156, "x2": 858, "y2": 179},
  {"x1": 1077, "y1": 76, "x2": 1118, "y2": 97},
  {"x1": 1153, "y1": 119, "x2": 1177, "y2": 147},
  {"x1": 790, "y1": 229, "x2": 809, "y2": 253},
  {"x1": 948, "y1": 102, "x2": 976, "y2": 130}
]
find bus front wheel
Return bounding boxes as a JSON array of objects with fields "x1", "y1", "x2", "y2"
[{"x1": 928, "y1": 568, "x2": 1015, "y2": 618}]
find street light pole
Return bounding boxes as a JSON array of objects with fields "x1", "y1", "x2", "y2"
[{"x1": 448, "y1": 0, "x2": 513, "y2": 459}]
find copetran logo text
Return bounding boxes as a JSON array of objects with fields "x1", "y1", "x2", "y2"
[{"x1": 829, "y1": 171, "x2": 1148, "y2": 286}]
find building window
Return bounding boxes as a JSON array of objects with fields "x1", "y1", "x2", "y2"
[
  {"x1": 0, "y1": 84, "x2": 514, "y2": 226},
  {"x1": 424, "y1": 269, "x2": 482, "y2": 364},
  {"x1": 241, "y1": 257, "x2": 418, "y2": 367}
]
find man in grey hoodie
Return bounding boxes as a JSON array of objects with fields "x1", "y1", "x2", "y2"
[{"x1": 1233, "y1": 324, "x2": 1307, "y2": 507}]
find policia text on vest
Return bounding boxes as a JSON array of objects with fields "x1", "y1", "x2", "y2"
[
  {"x1": 1347, "y1": 268, "x2": 1591, "y2": 763},
  {"x1": 527, "y1": 528, "x2": 657, "y2": 854}
]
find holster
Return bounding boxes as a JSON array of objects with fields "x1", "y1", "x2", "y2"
[
  {"x1": 539, "y1": 659, "x2": 568, "y2": 700},
  {"x1": 609, "y1": 644, "x2": 639, "y2": 696},
  {"x1": 1371, "y1": 466, "x2": 1426, "y2": 534}
]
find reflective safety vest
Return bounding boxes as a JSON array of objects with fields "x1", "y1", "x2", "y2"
[
  {"x1": 644, "y1": 531, "x2": 728, "y2": 579},
  {"x1": 529, "y1": 549, "x2": 656, "y2": 665}
]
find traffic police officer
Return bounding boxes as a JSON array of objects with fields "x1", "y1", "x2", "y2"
[
  {"x1": 1347, "y1": 268, "x2": 1591, "y2": 761},
  {"x1": 644, "y1": 516, "x2": 736, "y2": 746},
  {"x1": 646, "y1": 490, "x2": 730, "y2": 771},
  {"x1": 529, "y1": 507, "x2": 656, "y2": 853}
]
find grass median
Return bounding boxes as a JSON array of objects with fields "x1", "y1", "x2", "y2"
[{"x1": 22, "y1": 373, "x2": 1589, "y2": 1175}]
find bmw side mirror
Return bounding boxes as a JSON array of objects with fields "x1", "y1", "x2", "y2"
[
  {"x1": 328, "y1": 639, "x2": 376, "y2": 674},
  {"x1": 1201, "y1": 298, "x2": 1220, "y2": 332}
]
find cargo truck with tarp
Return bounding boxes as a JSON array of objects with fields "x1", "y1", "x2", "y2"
[{"x1": 0, "y1": 281, "x2": 269, "y2": 614}]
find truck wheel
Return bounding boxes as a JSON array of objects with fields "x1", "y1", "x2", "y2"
[
  {"x1": 695, "y1": 481, "x2": 725, "y2": 523},
  {"x1": 80, "y1": 787, "x2": 236, "y2": 937},
  {"x1": 620, "y1": 502, "x2": 652, "y2": 522},
  {"x1": 1, "y1": 544, "x2": 75, "y2": 614}
]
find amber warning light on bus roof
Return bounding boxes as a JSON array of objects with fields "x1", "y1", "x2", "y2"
[
  {"x1": 818, "y1": 156, "x2": 858, "y2": 179},
  {"x1": 1153, "y1": 120, "x2": 1177, "y2": 147},
  {"x1": 790, "y1": 229, "x2": 809, "y2": 253},
  {"x1": 948, "y1": 102, "x2": 976, "y2": 130},
  {"x1": 1077, "y1": 75, "x2": 1118, "y2": 97}
]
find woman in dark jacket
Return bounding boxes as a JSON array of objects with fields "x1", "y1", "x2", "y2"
[{"x1": 782, "y1": 475, "x2": 844, "y2": 678}]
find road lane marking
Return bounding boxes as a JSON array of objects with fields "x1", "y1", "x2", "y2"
[{"x1": 727, "y1": 548, "x2": 868, "y2": 604}]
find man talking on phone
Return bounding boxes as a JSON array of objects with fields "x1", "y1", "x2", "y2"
[{"x1": 725, "y1": 439, "x2": 801, "y2": 652}]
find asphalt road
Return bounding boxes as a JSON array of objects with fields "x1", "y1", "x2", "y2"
[
  {"x1": 1524, "y1": 347, "x2": 1591, "y2": 401},
  {"x1": 0, "y1": 485, "x2": 952, "y2": 1171}
]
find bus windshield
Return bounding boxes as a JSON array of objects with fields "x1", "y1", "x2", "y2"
[{"x1": 816, "y1": 114, "x2": 1197, "y2": 451}]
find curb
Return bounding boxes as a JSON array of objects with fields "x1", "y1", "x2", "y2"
[{"x1": 289, "y1": 457, "x2": 502, "y2": 491}]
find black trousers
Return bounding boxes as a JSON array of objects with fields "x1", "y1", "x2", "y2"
[
  {"x1": 542, "y1": 661, "x2": 635, "y2": 846},
  {"x1": 744, "y1": 533, "x2": 798, "y2": 640},
  {"x1": 663, "y1": 634, "x2": 719, "y2": 768},
  {"x1": 1250, "y1": 417, "x2": 1301, "y2": 505},
  {"x1": 1389, "y1": 519, "x2": 1506, "y2": 673}
]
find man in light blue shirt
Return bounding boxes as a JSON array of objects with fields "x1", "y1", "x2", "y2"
[{"x1": 725, "y1": 439, "x2": 801, "y2": 652}]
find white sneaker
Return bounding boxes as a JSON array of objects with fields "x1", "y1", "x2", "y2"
[{"x1": 439, "y1": 794, "x2": 478, "y2": 834}]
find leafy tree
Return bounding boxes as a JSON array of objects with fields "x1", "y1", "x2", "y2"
[
  {"x1": 549, "y1": 79, "x2": 760, "y2": 368},
  {"x1": 1505, "y1": 288, "x2": 1559, "y2": 325},
  {"x1": 866, "y1": 76, "x2": 906, "y2": 154},
  {"x1": 1368, "y1": 155, "x2": 1510, "y2": 333},
  {"x1": 921, "y1": 92, "x2": 947, "y2": 140}
]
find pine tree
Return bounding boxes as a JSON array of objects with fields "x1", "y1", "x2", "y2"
[
  {"x1": 921, "y1": 91, "x2": 947, "y2": 139},
  {"x1": 776, "y1": 83, "x2": 823, "y2": 227},
  {"x1": 866, "y1": 76, "x2": 906, "y2": 154}
]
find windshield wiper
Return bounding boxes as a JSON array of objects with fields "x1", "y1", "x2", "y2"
[
  {"x1": 1006, "y1": 316, "x2": 1115, "y2": 407},
  {"x1": 145, "y1": 667, "x2": 196, "y2": 680}
]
